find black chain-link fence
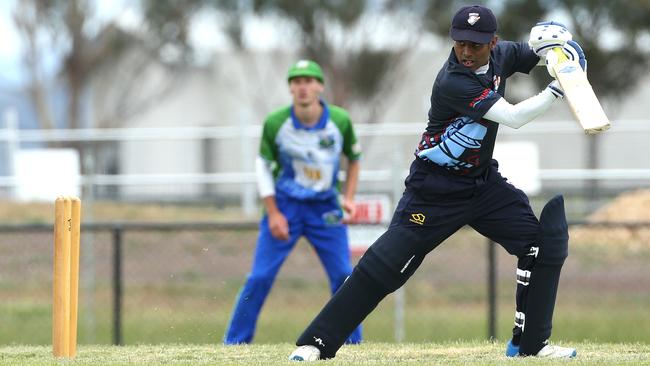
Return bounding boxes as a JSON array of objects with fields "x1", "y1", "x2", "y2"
[{"x1": 1, "y1": 221, "x2": 649, "y2": 345}]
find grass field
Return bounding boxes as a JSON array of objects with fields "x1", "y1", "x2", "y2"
[
  {"x1": 2, "y1": 243, "x2": 649, "y2": 345},
  {"x1": 2, "y1": 342, "x2": 650, "y2": 365},
  {"x1": 2, "y1": 220, "x2": 650, "y2": 346},
  {"x1": 1, "y1": 200, "x2": 649, "y2": 353}
]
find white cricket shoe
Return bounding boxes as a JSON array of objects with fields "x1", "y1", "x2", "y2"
[
  {"x1": 536, "y1": 344, "x2": 577, "y2": 358},
  {"x1": 289, "y1": 345, "x2": 321, "y2": 361}
]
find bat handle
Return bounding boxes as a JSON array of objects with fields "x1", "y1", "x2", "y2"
[{"x1": 552, "y1": 47, "x2": 569, "y2": 62}]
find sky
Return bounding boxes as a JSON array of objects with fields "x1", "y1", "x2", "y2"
[
  {"x1": 0, "y1": 0, "x2": 21, "y2": 86},
  {"x1": 0, "y1": 1, "x2": 275, "y2": 86},
  {"x1": 2, "y1": 0, "x2": 145, "y2": 86},
  {"x1": 0, "y1": 0, "x2": 142, "y2": 86}
]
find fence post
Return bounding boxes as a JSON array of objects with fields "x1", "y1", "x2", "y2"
[
  {"x1": 4, "y1": 108, "x2": 19, "y2": 198},
  {"x1": 112, "y1": 226, "x2": 123, "y2": 346},
  {"x1": 202, "y1": 137, "x2": 216, "y2": 198},
  {"x1": 240, "y1": 121, "x2": 256, "y2": 217},
  {"x1": 487, "y1": 239, "x2": 497, "y2": 340},
  {"x1": 81, "y1": 154, "x2": 97, "y2": 343}
]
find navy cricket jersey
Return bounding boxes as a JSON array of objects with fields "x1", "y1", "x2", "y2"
[{"x1": 416, "y1": 41, "x2": 539, "y2": 177}]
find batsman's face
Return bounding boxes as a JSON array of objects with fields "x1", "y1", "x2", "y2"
[
  {"x1": 289, "y1": 77, "x2": 323, "y2": 107},
  {"x1": 453, "y1": 36, "x2": 497, "y2": 71}
]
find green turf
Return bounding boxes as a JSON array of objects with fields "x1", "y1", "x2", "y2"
[
  {"x1": 1, "y1": 342, "x2": 650, "y2": 365},
  {"x1": 2, "y1": 227, "x2": 649, "y2": 346},
  {"x1": 3, "y1": 292, "x2": 650, "y2": 345}
]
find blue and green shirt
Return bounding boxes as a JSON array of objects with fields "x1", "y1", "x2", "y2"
[{"x1": 260, "y1": 101, "x2": 361, "y2": 201}]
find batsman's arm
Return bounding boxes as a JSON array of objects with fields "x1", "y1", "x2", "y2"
[
  {"x1": 483, "y1": 37, "x2": 588, "y2": 128},
  {"x1": 483, "y1": 85, "x2": 560, "y2": 129}
]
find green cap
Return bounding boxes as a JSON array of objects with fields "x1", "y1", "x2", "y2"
[{"x1": 287, "y1": 59, "x2": 324, "y2": 83}]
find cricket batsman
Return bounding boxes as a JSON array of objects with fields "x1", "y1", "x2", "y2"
[{"x1": 290, "y1": 4, "x2": 586, "y2": 361}]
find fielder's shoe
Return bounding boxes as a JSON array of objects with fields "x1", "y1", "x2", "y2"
[
  {"x1": 505, "y1": 340, "x2": 519, "y2": 357},
  {"x1": 289, "y1": 345, "x2": 320, "y2": 361},
  {"x1": 535, "y1": 344, "x2": 577, "y2": 358}
]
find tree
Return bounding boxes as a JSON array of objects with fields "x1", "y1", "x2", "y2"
[
  {"x1": 140, "y1": 0, "x2": 426, "y2": 124},
  {"x1": 249, "y1": 0, "x2": 428, "y2": 123},
  {"x1": 17, "y1": 0, "x2": 649, "y2": 131},
  {"x1": 13, "y1": 0, "x2": 204, "y2": 184},
  {"x1": 15, "y1": 0, "x2": 125, "y2": 131},
  {"x1": 13, "y1": 0, "x2": 194, "y2": 133}
]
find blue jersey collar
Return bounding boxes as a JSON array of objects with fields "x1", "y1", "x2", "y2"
[{"x1": 291, "y1": 100, "x2": 329, "y2": 130}]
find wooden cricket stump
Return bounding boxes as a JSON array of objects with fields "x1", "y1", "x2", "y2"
[{"x1": 53, "y1": 196, "x2": 81, "y2": 358}]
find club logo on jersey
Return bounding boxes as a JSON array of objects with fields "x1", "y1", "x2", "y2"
[
  {"x1": 319, "y1": 134, "x2": 335, "y2": 149},
  {"x1": 409, "y1": 213, "x2": 426, "y2": 225},
  {"x1": 493, "y1": 75, "x2": 501, "y2": 91},
  {"x1": 467, "y1": 13, "x2": 480, "y2": 25}
]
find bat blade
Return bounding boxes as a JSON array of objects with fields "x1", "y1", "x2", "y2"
[{"x1": 552, "y1": 50, "x2": 611, "y2": 134}]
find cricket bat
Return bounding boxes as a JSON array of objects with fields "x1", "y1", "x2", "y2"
[{"x1": 552, "y1": 47, "x2": 611, "y2": 134}]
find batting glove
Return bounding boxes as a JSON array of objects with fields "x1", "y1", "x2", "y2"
[
  {"x1": 547, "y1": 80, "x2": 564, "y2": 99},
  {"x1": 545, "y1": 40, "x2": 587, "y2": 78},
  {"x1": 528, "y1": 21, "x2": 573, "y2": 58}
]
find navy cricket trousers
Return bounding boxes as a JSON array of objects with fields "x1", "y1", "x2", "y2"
[
  {"x1": 296, "y1": 158, "x2": 542, "y2": 358},
  {"x1": 390, "y1": 158, "x2": 540, "y2": 257}
]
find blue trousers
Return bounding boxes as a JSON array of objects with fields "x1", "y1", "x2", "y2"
[{"x1": 224, "y1": 195, "x2": 362, "y2": 344}]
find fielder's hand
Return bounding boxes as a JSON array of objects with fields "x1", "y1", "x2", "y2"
[
  {"x1": 529, "y1": 21, "x2": 573, "y2": 57},
  {"x1": 342, "y1": 198, "x2": 356, "y2": 221},
  {"x1": 268, "y1": 211, "x2": 290, "y2": 241}
]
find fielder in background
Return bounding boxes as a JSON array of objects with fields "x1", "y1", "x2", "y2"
[
  {"x1": 290, "y1": 5, "x2": 586, "y2": 361},
  {"x1": 224, "y1": 60, "x2": 363, "y2": 345}
]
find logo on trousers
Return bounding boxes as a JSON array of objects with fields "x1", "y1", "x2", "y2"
[
  {"x1": 409, "y1": 213, "x2": 426, "y2": 225},
  {"x1": 322, "y1": 210, "x2": 343, "y2": 225}
]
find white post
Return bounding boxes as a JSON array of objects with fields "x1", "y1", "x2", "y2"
[
  {"x1": 82, "y1": 152, "x2": 97, "y2": 342},
  {"x1": 4, "y1": 108, "x2": 19, "y2": 198},
  {"x1": 239, "y1": 118, "x2": 256, "y2": 217}
]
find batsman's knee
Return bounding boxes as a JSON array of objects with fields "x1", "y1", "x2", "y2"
[
  {"x1": 536, "y1": 195, "x2": 569, "y2": 265},
  {"x1": 356, "y1": 226, "x2": 426, "y2": 293}
]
